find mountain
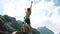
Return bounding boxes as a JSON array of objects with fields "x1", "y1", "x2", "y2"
[
  {"x1": 58, "y1": 32, "x2": 60, "y2": 34},
  {"x1": 37, "y1": 26, "x2": 54, "y2": 34},
  {"x1": 0, "y1": 14, "x2": 40, "y2": 34}
]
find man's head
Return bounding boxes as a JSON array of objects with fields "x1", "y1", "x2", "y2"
[{"x1": 27, "y1": 8, "x2": 31, "y2": 11}]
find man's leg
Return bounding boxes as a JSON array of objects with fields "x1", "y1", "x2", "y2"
[
  {"x1": 24, "y1": 18, "x2": 32, "y2": 33},
  {"x1": 24, "y1": 18, "x2": 28, "y2": 32},
  {"x1": 27, "y1": 18, "x2": 32, "y2": 33},
  {"x1": 23, "y1": 23, "x2": 26, "y2": 32},
  {"x1": 27, "y1": 24, "x2": 32, "y2": 33},
  {"x1": 30, "y1": 25, "x2": 32, "y2": 33}
]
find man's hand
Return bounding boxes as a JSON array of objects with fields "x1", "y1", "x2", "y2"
[{"x1": 31, "y1": 1, "x2": 33, "y2": 4}]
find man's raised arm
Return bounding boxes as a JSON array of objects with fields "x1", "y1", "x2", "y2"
[{"x1": 30, "y1": 1, "x2": 33, "y2": 9}]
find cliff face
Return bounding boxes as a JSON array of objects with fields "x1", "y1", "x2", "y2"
[
  {"x1": 37, "y1": 27, "x2": 54, "y2": 34},
  {"x1": 0, "y1": 15, "x2": 55, "y2": 34},
  {"x1": 0, "y1": 15, "x2": 40, "y2": 34}
]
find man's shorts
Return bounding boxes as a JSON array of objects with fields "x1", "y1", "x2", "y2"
[{"x1": 24, "y1": 18, "x2": 30, "y2": 25}]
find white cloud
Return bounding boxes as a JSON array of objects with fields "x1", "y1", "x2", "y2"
[
  {"x1": 31, "y1": 0, "x2": 60, "y2": 34},
  {"x1": 3, "y1": 0, "x2": 60, "y2": 34},
  {"x1": 3, "y1": 0, "x2": 33, "y2": 21}
]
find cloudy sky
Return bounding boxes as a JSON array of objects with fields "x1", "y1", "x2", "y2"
[{"x1": 0, "y1": 0, "x2": 60, "y2": 34}]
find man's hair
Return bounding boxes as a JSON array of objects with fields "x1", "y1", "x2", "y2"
[{"x1": 27, "y1": 8, "x2": 31, "y2": 11}]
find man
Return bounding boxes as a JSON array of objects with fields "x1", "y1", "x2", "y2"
[{"x1": 23, "y1": 1, "x2": 33, "y2": 33}]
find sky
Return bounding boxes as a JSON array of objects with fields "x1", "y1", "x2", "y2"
[{"x1": 0, "y1": 0, "x2": 60, "y2": 34}]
